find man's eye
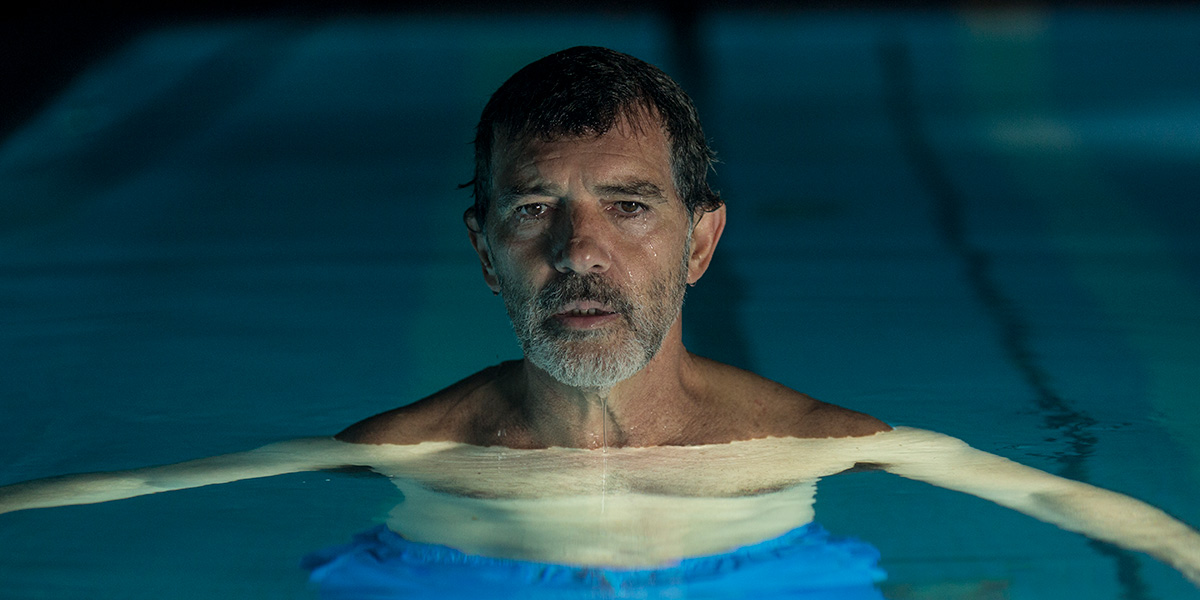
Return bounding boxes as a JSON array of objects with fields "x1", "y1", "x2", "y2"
[
  {"x1": 515, "y1": 203, "x2": 549, "y2": 219},
  {"x1": 612, "y1": 201, "x2": 646, "y2": 216}
]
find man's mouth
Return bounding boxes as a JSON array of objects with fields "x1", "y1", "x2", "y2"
[
  {"x1": 552, "y1": 301, "x2": 620, "y2": 329},
  {"x1": 563, "y1": 308, "x2": 611, "y2": 316}
]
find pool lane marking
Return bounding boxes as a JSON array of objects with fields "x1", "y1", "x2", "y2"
[
  {"x1": 961, "y1": 10, "x2": 1200, "y2": 485},
  {"x1": 884, "y1": 13, "x2": 1151, "y2": 597}
]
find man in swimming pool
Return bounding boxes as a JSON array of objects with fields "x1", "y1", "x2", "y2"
[
  {"x1": 334, "y1": 46, "x2": 887, "y2": 450},
  {"x1": 2, "y1": 46, "x2": 1199, "y2": 589}
]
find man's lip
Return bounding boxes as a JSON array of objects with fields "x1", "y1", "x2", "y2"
[
  {"x1": 550, "y1": 301, "x2": 621, "y2": 329},
  {"x1": 553, "y1": 301, "x2": 616, "y2": 316},
  {"x1": 552, "y1": 309, "x2": 621, "y2": 330}
]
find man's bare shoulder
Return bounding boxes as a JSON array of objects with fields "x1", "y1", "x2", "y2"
[
  {"x1": 692, "y1": 355, "x2": 891, "y2": 439},
  {"x1": 336, "y1": 362, "x2": 515, "y2": 445}
]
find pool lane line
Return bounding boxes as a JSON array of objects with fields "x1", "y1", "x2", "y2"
[{"x1": 876, "y1": 29, "x2": 1152, "y2": 600}]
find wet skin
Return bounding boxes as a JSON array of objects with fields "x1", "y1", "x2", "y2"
[
  {"x1": 480, "y1": 118, "x2": 693, "y2": 390},
  {"x1": 338, "y1": 117, "x2": 890, "y2": 449}
]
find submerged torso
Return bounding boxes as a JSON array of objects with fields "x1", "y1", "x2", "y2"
[{"x1": 350, "y1": 435, "x2": 889, "y2": 566}]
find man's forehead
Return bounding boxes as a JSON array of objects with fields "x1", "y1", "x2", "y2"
[{"x1": 490, "y1": 120, "x2": 674, "y2": 188}]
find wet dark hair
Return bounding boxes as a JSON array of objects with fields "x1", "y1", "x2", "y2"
[{"x1": 466, "y1": 46, "x2": 722, "y2": 229}]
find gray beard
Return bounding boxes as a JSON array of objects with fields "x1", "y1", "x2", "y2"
[{"x1": 499, "y1": 245, "x2": 690, "y2": 390}]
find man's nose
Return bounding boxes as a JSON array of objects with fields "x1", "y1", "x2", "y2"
[{"x1": 552, "y1": 206, "x2": 611, "y2": 274}]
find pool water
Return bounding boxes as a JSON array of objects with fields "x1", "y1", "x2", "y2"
[{"x1": 2, "y1": 7, "x2": 1198, "y2": 599}]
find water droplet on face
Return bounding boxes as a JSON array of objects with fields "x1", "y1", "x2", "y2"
[{"x1": 601, "y1": 394, "x2": 609, "y2": 453}]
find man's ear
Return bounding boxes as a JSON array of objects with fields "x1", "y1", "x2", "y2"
[
  {"x1": 686, "y1": 204, "x2": 726, "y2": 285},
  {"x1": 464, "y1": 208, "x2": 501, "y2": 293}
]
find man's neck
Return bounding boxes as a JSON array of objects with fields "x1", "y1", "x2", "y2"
[{"x1": 512, "y1": 330, "x2": 697, "y2": 449}]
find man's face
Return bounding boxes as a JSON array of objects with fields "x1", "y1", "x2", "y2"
[{"x1": 474, "y1": 119, "x2": 694, "y2": 389}]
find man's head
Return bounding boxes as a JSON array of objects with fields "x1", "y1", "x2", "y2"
[
  {"x1": 465, "y1": 47, "x2": 725, "y2": 390},
  {"x1": 467, "y1": 46, "x2": 722, "y2": 230}
]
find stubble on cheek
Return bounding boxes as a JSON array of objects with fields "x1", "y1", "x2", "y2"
[{"x1": 493, "y1": 239, "x2": 690, "y2": 389}]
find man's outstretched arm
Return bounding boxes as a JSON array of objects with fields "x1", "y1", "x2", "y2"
[
  {"x1": 869, "y1": 427, "x2": 1200, "y2": 586},
  {"x1": 0, "y1": 437, "x2": 375, "y2": 515}
]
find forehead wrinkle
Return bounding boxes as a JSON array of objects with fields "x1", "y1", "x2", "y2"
[
  {"x1": 499, "y1": 149, "x2": 667, "y2": 195},
  {"x1": 490, "y1": 117, "x2": 678, "y2": 207}
]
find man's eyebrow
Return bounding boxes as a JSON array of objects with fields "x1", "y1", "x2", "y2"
[
  {"x1": 594, "y1": 180, "x2": 668, "y2": 201},
  {"x1": 495, "y1": 183, "x2": 561, "y2": 208}
]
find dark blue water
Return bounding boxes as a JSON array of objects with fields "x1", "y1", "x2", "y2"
[{"x1": 2, "y1": 8, "x2": 1198, "y2": 599}]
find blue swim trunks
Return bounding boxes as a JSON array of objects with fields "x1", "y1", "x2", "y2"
[{"x1": 302, "y1": 523, "x2": 885, "y2": 599}]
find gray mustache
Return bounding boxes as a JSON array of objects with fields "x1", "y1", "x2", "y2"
[{"x1": 536, "y1": 273, "x2": 633, "y2": 315}]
